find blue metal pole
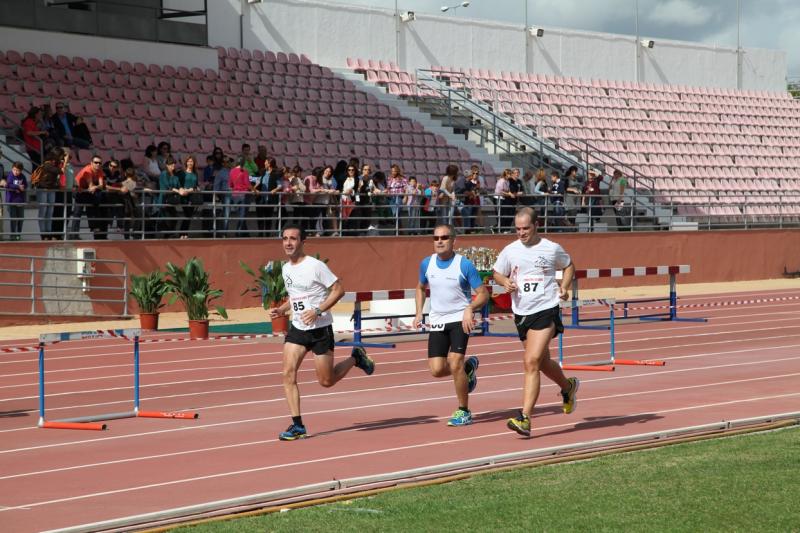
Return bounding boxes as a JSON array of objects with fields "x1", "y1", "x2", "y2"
[
  {"x1": 558, "y1": 309, "x2": 564, "y2": 367},
  {"x1": 669, "y1": 273, "x2": 677, "y2": 320},
  {"x1": 609, "y1": 305, "x2": 616, "y2": 364},
  {"x1": 38, "y1": 342, "x2": 45, "y2": 426},
  {"x1": 134, "y1": 335, "x2": 140, "y2": 414},
  {"x1": 571, "y1": 278, "x2": 580, "y2": 326},
  {"x1": 353, "y1": 301, "x2": 362, "y2": 346},
  {"x1": 481, "y1": 301, "x2": 490, "y2": 335}
]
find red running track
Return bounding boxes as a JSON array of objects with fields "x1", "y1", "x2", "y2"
[{"x1": 1, "y1": 288, "x2": 799, "y2": 532}]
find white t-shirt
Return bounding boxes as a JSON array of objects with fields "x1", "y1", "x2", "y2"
[
  {"x1": 493, "y1": 238, "x2": 571, "y2": 316},
  {"x1": 282, "y1": 255, "x2": 338, "y2": 331}
]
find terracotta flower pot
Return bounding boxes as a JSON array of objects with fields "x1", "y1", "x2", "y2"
[
  {"x1": 270, "y1": 311, "x2": 289, "y2": 335},
  {"x1": 188, "y1": 319, "x2": 210, "y2": 340},
  {"x1": 139, "y1": 312, "x2": 159, "y2": 331}
]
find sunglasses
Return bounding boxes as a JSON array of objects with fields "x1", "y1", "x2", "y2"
[
  {"x1": 91, "y1": 160, "x2": 102, "y2": 164},
  {"x1": 432, "y1": 235, "x2": 451, "y2": 242}
]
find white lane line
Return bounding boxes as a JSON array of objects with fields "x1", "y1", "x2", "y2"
[
  {"x1": 2, "y1": 295, "x2": 800, "y2": 366},
  {"x1": 4, "y1": 327, "x2": 800, "y2": 403},
  {"x1": 3, "y1": 370, "x2": 799, "y2": 482},
  {"x1": 2, "y1": 351, "x2": 799, "y2": 454},
  {"x1": 1, "y1": 391, "x2": 798, "y2": 513}
]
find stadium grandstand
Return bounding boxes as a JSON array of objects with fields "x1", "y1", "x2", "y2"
[{"x1": 0, "y1": 0, "x2": 798, "y2": 240}]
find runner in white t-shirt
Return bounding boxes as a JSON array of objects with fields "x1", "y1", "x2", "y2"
[
  {"x1": 413, "y1": 224, "x2": 489, "y2": 427},
  {"x1": 270, "y1": 224, "x2": 375, "y2": 441},
  {"x1": 493, "y1": 207, "x2": 579, "y2": 437}
]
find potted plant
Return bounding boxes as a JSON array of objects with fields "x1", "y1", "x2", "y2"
[
  {"x1": 129, "y1": 270, "x2": 169, "y2": 330},
  {"x1": 240, "y1": 259, "x2": 289, "y2": 334},
  {"x1": 164, "y1": 257, "x2": 228, "y2": 339}
]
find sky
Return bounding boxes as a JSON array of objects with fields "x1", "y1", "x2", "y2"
[{"x1": 326, "y1": 0, "x2": 800, "y2": 78}]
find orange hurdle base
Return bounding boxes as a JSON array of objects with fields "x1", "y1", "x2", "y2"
[
  {"x1": 562, "y1": 364, "x2": 615, "y2": 372},
  {"x1": 615, "y1": 359, "x2": 666, "y2": 366},
  {"x1": 137, "y1": 411, "x2": 200, "y2": 419},
  {"x1": 40, "y1": 421, "x2": 107, "y2": 431}
]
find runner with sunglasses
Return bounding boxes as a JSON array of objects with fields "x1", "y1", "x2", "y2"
[{"x1": 413, "y1": 223, "x2": 489, "y2": 426}]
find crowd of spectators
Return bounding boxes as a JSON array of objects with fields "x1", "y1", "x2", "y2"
[{"x1": 1, "y1": 130, "x2": 630, "y2": 240}]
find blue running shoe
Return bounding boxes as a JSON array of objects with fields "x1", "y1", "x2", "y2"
[
  {"x1": 279, "y1": 423, "x2": 307, "y2": 441},
  {"x1": 465, "y1": 356, "x2": 479, "y2": 393},
  {"x1": 352, "y1": 346, "x2": 375, "y2": 375},
  {"x1": 447, "y1": 408, "x2": 473, "y2": 426}
]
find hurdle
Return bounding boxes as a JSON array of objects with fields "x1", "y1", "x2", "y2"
[
  {"x1": 336, "y1": 289, "x2": 430, "y2": 349},
  {"x1": 38, "y1": 329, "x2": 199, "y2": 431},
  {"x1": 557, "y1": 299, "x2": 666, "y2": 371},
  {"x1": 569, "y1": 265, "x2": 707, "y2": 328}
]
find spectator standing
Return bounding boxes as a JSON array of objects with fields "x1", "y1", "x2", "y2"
[
  {"x1": 155, "y1": 142, "x2": 172, "y2": 172},
  {"x1": 339, "y1": 164, "x2": 359, "y2": 236},
  {"x1": 52, "y1": 148, "x2": 75, "y2": 239},
  {"x1": 141, "y1": 145, "x2": 161, "y2": 186},
  {"x1": 254, "y1": 145, "x2": 268, "y2": 175},
  {"x1": 609, "y1": 170, "x2": 630, "y2": 231},
  {"x1": 404, "y1": 176, "x2": 422, "y2": 234},
  {"x1": 387, "y1": 164, "x2": 408, "y2": 224},
  {"x1": 319, "y1": 165, "x2": 339, "y2": 236},
  {"x1": 177, "y1": 156, "x2": 201, "y2": 238},
  {"x1": 240, "y1": 143, "x2": 259, "y2": 176},
  {"x1": 368, "y1": 171, "x2": 388, "y2": 232},
  {"x1": 72, "y1": 155, "x2": 107, "y2": 239},
  {"x1": 353, "y1": 163, "x2": 372, "y2": 233},
  {"x1": 212, "y1": 157, "x2": 233, "y2": 236},
  {"x1": 495, "y1": 169, "x2": 515, "y2": 232},
  {"x1": 422, "y1": 179, "x2": 440, "y2": 231},
  {"x1": 22, "y1": 107, "x2": 47, "y2": 167},
  {"x1": 439, "y1": 165, "x2": 458, "y2": 226},
  {"x1": 582, "y1": 170, "x2": 603, "y2": 227},
  {"x1": 158, "y1": 157, "x2": 181, "y2": 238},
  {"x1": 229, "y1": 156, "x2": 252, "y2": 237},
  {"x1": 5, "y1": 162, "x2": 27, "y2": 241},
  {"x1": 35, "y1": 149, "x2": 64, "y2": 240}
]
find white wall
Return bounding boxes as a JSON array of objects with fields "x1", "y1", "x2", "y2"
[
  {"x1": 224, "y1": 0, "x2": 786, "y2": 92},
  {"x1": 0, "y1": 0, "x2": 786, "y2": 92},
  {"x1": 0, "y1": 26, "x2": 218, "y2": 71}
]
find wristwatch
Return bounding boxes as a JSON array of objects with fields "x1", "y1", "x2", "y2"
[{"x1": 313, "y1": 307, "x2": 322, "y2": 317}]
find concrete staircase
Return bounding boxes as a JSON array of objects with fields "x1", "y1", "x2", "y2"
[{"x1": 336, "y1": 69, "x2": 505, "y2": 172}]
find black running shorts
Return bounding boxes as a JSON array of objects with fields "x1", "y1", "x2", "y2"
[
  {"x1": 514, "y1": 305, "x2": 564, "y2": 341},
  {"x1": 428, "y1": 321, "x2": 470, "y2": 357},
  {"x1": 285, "y1": 324, "x2": 335, "y2": 355}
]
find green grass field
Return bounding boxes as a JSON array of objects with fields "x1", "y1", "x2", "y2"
[{"x1": 182, "y1": 426, "x2": 800, "y2": 532}]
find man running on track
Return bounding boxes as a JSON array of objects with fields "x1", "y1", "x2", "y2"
[
  {"x1": 492, "y1": 207, "x2": 579, "y2": 436},
  {"x1": 413, "y1": 223, "x2": 489, "y2": 426},
  {"x1": 271, "y1": 224, "x2": 375, "y2": 440}
]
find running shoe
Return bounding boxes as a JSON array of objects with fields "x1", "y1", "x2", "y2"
[
  {"x1": 506, "y1": 411, "x2": 531, "y2": 436},
  {"x1": 278, "y1": 423, "x2": 307, "y2": 441},
  {"x1": 352, "y1": 346, "x2": 375, "y2": 375},
  {"x1": 465, "y1": 356, "x2": 479, "y2": 393},
  {"x1": 561, "y1": 377, "x2": 580, "y2": 414},
  {"x1": 447, "y1": 408, "x2": 473, "y2": 427}
]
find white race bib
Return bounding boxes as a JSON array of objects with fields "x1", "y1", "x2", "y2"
[
  {"x1": 428, "y1": 323, "x2": 445, "y2": 331},
  {"x1": 519, "y1": 275, "x2": 544, "y2": 295},
  {"x1": 290, "y1": 294, "x2": 311, "y2": 314}
]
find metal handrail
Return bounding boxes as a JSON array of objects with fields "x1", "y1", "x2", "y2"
[{"x1": 0, "y1": 253, "x2": 129, "y2": 316}]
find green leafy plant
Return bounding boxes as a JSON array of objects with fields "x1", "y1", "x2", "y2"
[
  {"x1": 164, "y1": 257, "x2": 228, "y2": 321},
  {"x1": 240, "y1": 260, "x2": 287, "y2": 310},
  {"x1": 129, "y1": 270, "x2": 169, "y2": 314},
  {"x1": 239, "y1": 254, "x2": 328, "y2": 310}
]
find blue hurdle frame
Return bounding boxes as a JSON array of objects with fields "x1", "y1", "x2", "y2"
[{"x1": 570, "y1": 271, "x2": 707, "y2": 328}]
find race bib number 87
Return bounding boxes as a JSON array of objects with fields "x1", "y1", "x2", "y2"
[{"x1": 520, "y1": 276, "x2": 543, "y2": 294}]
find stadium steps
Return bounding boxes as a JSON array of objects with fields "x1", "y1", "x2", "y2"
[{"x1": 336, "y1": 69, "x2": 504, "y2": 173}]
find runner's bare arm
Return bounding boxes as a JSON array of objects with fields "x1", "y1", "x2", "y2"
[
  {"x1": 493, "y1": 270, "x2": 517, "y2": 292},
  {"x1": 559, "y1": 262, "x2": 575, "y2": 300},
  {"x1": 413, "y1": 281, "x2": 427, "y2": 329}
]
